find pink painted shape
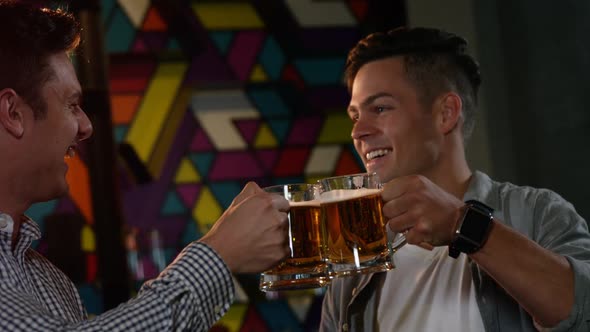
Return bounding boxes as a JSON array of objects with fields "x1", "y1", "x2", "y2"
[
  {"x1": 54, "y1": 197, "x2": 79, "y2": 214},
  {"x1": 234, "y1": 119, "x2": 260, "y2": 144},
  {"x1": 190, "y1": 126, "x2": 214, "y2": 152},
  {"x1": 208, "y1": 151, "x2": 264, "y2": 180},
  {"x1": 185, "y1": 47, "x2": 236, "y2": 83},
  {"x1": 176, "y1": 184, "x2": 202, "y2": 208},
  {"x1": 255, "y1": 149, "x2": 280, "y2": 172},
  {"x1": 286, "y1": 116, "x2": 323, "y2": 145},
  {"x1": 228, "y1": 31, "x2": 266, "y2": 81},
  {"x1": 132, "y1": 38, "x2": 148, "y2": 53}
]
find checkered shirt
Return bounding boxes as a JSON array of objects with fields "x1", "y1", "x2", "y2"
[{"x1": 0, "y1": 214, "x2": 235, "y2": 331}]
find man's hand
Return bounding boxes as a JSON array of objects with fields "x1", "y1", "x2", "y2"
[
  {"x1": 381, "y1": 175, "x2": 464, "y2": 248},
  {"x1": 199, "y1": 182, "x2": 290, "y2": 273}
]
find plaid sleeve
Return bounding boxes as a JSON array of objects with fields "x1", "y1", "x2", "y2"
[
  {"x1": 0, "y1": 241, "x2": 235, "y2": 331},
  {"x1": 95, "y1": 241, "x2": 236, "y2": 331}
]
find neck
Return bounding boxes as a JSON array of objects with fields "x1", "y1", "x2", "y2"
[{"x1": 424, "y1": 144, "x2": 473, "y2": 199}]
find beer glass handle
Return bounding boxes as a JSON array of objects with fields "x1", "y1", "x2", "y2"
[
  {"x1": 389, "y1": 231, "x2": 407, "y2": 253},
  {"x1": 378, "y1": 180, "x2": 406, "y2": 253}
]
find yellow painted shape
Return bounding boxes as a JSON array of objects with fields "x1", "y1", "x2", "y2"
[
  {"x1": 254, "y1": 123, "x2": 278, "y2": 148},
  {"x1": 175, "y1": 158, "x2": 200, "y2": 183},
  {"x1": 213, "y1": 303, "x2": 248, "y2": 332},
  {"x1": 81, "y1": 224, "x2": 96, "y2": 252},
  {"x1": 148, "y1": 89, "x2": 192, "y2": 177},
  {"x1": 192, "y1": 3, "x2": 263, "y2": 29},
  {"x1": 305, "y1": 174, "x2": 327, "y2": 185},
  {"x1": 193, "y1": 186, "x2": 223, "y2": 234},
  {"x1": 250, "y1": 64, "x2": 268, "y2": 82},
  {"x1": 125, "y1": 62, "x2": 188, "y2": 164},
  {"x1": 317, "y1": 113, "x2": 354, "y2": 143}
]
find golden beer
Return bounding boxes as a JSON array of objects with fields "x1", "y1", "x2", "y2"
[
  {"x1": 260, "y1": 184, "x2": 330, "y2": 291},
  {"x1": 265, "y1": 201, "x2": 326, "y2": 274},
  {"x1": 321, "y1": 189, "x2": 389, "y2": 265}
]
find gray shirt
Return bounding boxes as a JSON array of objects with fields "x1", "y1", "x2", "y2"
[{"x1": 320, "y1": 171, "x2": 590, "y2": 331}]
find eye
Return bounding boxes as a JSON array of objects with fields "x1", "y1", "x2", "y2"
[
  {"x1": 374, "y1": 105, "x2": 393, "y2": 114},
  {"x1": 376, "y1": 106, "x2": 390, "y2": 113}
]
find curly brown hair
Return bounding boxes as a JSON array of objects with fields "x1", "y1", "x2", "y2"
[{"x1": 0, "y1": 0, "x2": 81, "y2": 119}]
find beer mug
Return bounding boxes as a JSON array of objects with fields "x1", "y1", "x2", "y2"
[
  {"x1": 318, "y1": 173, "x2": 406, "y2": 277},
  {"x1": 259, "y1": 183, "x2": 330, "y2": 291}
]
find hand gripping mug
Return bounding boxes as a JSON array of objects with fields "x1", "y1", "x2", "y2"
[
  {"x1": 318, "y1": 173, "x2": 406, "y2": 277},
  {"x1": 259, "y1": 183, "x2": 330, "y2": 291}
]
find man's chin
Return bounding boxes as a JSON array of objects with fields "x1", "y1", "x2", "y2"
[{"x1": 37, "y1": 185, "x2": 69, "y2": 203}]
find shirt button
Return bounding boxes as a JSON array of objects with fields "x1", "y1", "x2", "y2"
[{"x1": 342, "y1": 323, "x2": 349, "y2": 331}]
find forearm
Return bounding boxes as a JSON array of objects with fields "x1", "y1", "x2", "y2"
[
  {"x1": 0, "y1": 242, "x2": 235, "y2": 331},
  {"x1": 470, "y1": 221, "x2": 573, "y2": 327}
]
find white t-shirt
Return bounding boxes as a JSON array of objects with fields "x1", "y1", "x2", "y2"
[{"x1": 375, "y1": 244, "x2": 485, "y2": 331}]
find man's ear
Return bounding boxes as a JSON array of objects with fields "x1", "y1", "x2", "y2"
[
  {"x1": 0, "y1": 88, "x2": 25, "y2": 138},
  {"x1": 436, "y1": 92, "x2": 462, "y2": 135}
]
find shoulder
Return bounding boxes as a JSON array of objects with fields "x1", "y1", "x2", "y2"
[{"x1": 473, "y1": 171, "x2": 578, "y2": 216}]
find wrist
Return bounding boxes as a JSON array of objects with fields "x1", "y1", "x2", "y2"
[{"x1": 448, "y1": 200, "x2": 494, "y2": 258}]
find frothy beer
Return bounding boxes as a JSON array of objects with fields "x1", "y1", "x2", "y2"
[
  {"x1": 265, "y1": 200, "x2": 326, "y2": 274},
  {"x1": 320, "y1": 188, "x2": 388, "y2": 264}
]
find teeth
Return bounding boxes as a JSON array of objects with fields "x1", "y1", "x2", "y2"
[
  {"x1": 366, "y1": 149, "x2": 390, "y2": 161},
  {"x1": 66, "y1": 147, "x2": 76, "y2": 159}
]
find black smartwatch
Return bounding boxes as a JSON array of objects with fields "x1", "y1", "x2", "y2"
[{"x1": 448, "y1": 200, "x2": 494, "y2": 258}]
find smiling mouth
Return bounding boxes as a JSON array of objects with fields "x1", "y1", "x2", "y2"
[{"x1": 366, "y1": 149, "x2": 391, "y2": 161}]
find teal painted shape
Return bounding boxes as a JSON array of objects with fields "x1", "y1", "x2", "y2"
[
  {"x1": 209, "y1": 182, "x2": 242, "y2": 209},
  {"x1": 188, "y1": 152, "x2": 215, "y2": 177},
  {"x1": 294, "y1": 58, "x2": 346, "y2": 85},
  {"x1": 164, "y1": 248, "x2": 176, "y2": 265},
  {"x1": 248, "y1": 89, "x2": 291, "y2": 117},
  {"x1": 210, "y1": 31, "x2": 234, "y2": 55},
  {"x1": 101, "y1": 0, "x2": 117, "y2": 24},
  {"x1": 167, "y1": 37, "x2": 181, "y2": 51},
  {"x1": 256, "y1": 300, "x2": 303, "y2": 332},
  {"x1": 259, "y1": 36, "x2": 285, "y2": 80},
  {"x1": 25, "y1": 199, "x2": 58, "y2": 231},
  {"x1": 113, "y1": 125, "x2": 128, "y2": 143},
  {"x1": 106, "y1": 7, "x2": 135, "y2": 53},
  {"x1": 161, "y1": 191, "x2": 186, "y2": 215},
  {"x1": 181, "y1": 219, "x2": 202, "y2": 246},
  {"x1": 77, "y1": 283, "x2": 103, "y2": 315},
  {"x1": 275, "y1": 177, "x2": 305, "y2": 186},
  {"x1": 267, "y1": 119, "x2": 291, "y2": 143}
]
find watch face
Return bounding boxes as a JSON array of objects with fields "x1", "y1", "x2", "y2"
[{"x1": 461, "y1": 208, "x2": 492, "y2": 241}]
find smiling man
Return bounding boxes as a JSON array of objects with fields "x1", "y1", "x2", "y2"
[
  {"x1": 0, "y1": 2, "x2": 289, "y2": 331},
  {"x1": 320, "y1": 27, "x2": 590, "y2": 331}
]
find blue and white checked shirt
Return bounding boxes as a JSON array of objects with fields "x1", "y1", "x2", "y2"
[{"x1": 0, "y1": 213, "x2": 235, "y2": 331}]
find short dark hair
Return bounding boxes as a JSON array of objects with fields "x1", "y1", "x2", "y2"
[
  {"x1": 0, "y1": 0, "x2": 81, "y2": 119},
  {"x1": 345, "y1": 27, "x2": 481, "y2": 141}
]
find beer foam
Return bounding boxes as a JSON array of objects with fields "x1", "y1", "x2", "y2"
[
  {"x1": 319, "y1": 188, "x2": 382, "y2": 203},
  {"x1": 289, "y1": 200, "x2": 321, "y2": 207}
]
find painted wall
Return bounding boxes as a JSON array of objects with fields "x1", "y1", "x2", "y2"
[{"x1": 28, "y1": 1, "x2": 406, "y2": 331}]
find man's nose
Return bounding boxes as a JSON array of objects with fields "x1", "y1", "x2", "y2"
[{"x1": 77, "y1": 110, "x2": 93, "y2": 141}]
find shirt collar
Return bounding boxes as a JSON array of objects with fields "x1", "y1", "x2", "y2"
[
  {"x1": 0, "y1": 213, "x2": 41, "y2": 241},
  {"x1": 463, "y1": 170, "x2": 497, "y2": 210}
]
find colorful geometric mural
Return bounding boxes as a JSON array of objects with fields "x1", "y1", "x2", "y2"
[{"x1": 27, "y1": 0, "x2": 405, "y2": 330}]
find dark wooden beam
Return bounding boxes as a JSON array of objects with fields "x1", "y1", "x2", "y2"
[{"x1": 71, "y1": 0, "x2": 131, "y2": 310}]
